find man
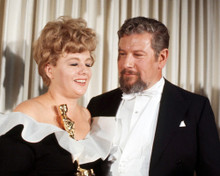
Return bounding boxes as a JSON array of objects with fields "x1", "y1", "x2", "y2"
[{"x1": 87, "y1": 17, "x2": 220, "y2": 176}]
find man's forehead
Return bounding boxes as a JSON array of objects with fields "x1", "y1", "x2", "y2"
[{"x1": 119, "y1": 33, "x2": 152, "y2": 51}]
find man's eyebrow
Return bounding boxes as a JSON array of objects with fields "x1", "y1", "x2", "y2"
[
  {"x1": 133, "y1": 50, "x2": 147, "y2": 53},
  {"x1": 118, "y1": 48, "x2": 125, "y2": 51}
]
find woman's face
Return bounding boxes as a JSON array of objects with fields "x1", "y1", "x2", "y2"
[{"x1": 46, "y1": 50, "x2": 93, "y2": 98}]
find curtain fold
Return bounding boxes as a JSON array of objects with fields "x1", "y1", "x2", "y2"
[{"x1": 0, "y1": 0, "x2": 219, "y2": 130}]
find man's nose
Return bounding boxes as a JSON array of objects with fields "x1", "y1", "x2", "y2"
[{"x1": 124, "y1": 54, "x2": 134, "y2": 68}]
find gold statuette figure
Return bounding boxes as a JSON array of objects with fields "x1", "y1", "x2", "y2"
[
  {"x1": 59, "y1": 104, "x2": 75, "y2": 139},
  {"x1": 75, "y1": 160, "x2": 95, "y2": 176},
  {"x1": 59, "y1": 104, "x2": 95, "y2": 176}
]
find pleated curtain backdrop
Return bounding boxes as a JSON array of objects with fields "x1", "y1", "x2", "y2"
[{"x1": 0, "y1": 0, "x2": 219, "y2": 131}]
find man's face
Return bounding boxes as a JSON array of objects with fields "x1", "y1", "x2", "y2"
[{"x1": 118, "y1": 32, "x2": 165, "y2": 93}]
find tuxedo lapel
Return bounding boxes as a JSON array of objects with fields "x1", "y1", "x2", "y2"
[{"x1": 149, "y1": 80, "x2": 190, "y2": 172}]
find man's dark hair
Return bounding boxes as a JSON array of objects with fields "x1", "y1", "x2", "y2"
[{"x1": 118, "y1": 16, "x2": 169, "y2": 58}]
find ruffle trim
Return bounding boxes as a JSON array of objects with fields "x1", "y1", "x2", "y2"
[{"x1": 0, "y1": 112, "x2": 115, "y2": 164}]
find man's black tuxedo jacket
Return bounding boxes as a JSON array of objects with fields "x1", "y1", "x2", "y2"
[{"x1": 86, "y1": 80, "x2": 220, "y2": 176}]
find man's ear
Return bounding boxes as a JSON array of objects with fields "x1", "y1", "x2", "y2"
[
  {"x1": 45, "y1": 63, "x2": 53, "y2": 79},
  {"x1": 158, "y1": 48, "x2": 168, "y2": 70}
]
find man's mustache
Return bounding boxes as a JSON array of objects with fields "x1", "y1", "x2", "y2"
[{"x1": 120, "y1": 69, "x2": 139, "y2": 75}]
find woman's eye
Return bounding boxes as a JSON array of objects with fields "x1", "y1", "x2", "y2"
[
  {"x1": 85, "y1": 63, "x2": 92, "y2": 67},
  {"x1": 70, "y1": 63, "x2": 78, "y2": 66}
]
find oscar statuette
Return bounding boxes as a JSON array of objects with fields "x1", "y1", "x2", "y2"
[
  {"x1": 58, "y1": 104, "x2": 95, "y2": 176},
  {"x1": 75, "y1": 160, "x2": 95, "y2": 176},
  {"x1": 59, "y1": 104, "x2": 75, "y2": 138}
]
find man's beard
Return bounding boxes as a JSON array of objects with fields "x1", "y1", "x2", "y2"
[{"x1": 119, "y1": 69, "x2": 147, "y2": 94}]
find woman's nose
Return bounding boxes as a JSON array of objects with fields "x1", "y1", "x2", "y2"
[{"x1": 78, "y1": 64, "x2": 88, "y2": 75}]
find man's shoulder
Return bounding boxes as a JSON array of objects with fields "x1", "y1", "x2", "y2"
[
  {"x1": 90, "y1": 88, "x2": 122, "y2": 101},
  {"x1": 164, "y1": 79, "x2": 209, "y2": 102},
  {"x1": 87, "y1": 88, "x2": 122, "y2": 116}
]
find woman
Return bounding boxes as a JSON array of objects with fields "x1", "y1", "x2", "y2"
[{"x1": 0, "y1": 16, "x2": 113, "y2": 175}]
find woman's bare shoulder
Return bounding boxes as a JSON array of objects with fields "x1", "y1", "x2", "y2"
[{"x1": 13, "y1": 97, "x2": 44, "y2": 120}]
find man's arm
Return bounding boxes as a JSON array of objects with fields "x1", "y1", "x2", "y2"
[{"x1": 196, "y1": 99, "x2": 220, "y2": 175}]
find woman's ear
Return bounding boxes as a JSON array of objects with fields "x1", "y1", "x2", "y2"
[
  {"x1": 45, "y1": 63, "x2": 53, "y2": 79},
  {"x1": 158, "y1": 48, "x2": 169, "y2": 70}
]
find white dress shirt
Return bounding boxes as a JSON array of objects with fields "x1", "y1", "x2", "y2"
[{"x1": 108, "y1": 77, "x2": 165, "y2": 176}]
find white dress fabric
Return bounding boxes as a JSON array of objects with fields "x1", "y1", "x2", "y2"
[{"x1": 0, "y1": 112, "x2": 116, "y2": 164}]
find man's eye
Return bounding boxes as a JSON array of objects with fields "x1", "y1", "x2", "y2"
[
  {"x1": 70, "y1": 63, "x2": 78, "y2": 66},
  {"x1": 134, "y1": 53, "x2": 144, "y2": 57},
  {"x1": 119, "y1": 52, "x2": 126, "y2": 56}
]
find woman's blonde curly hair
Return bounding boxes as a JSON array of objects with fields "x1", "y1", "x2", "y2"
[{"x1": 33, "y1": 16, "x2": 97, "y2": 87}]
